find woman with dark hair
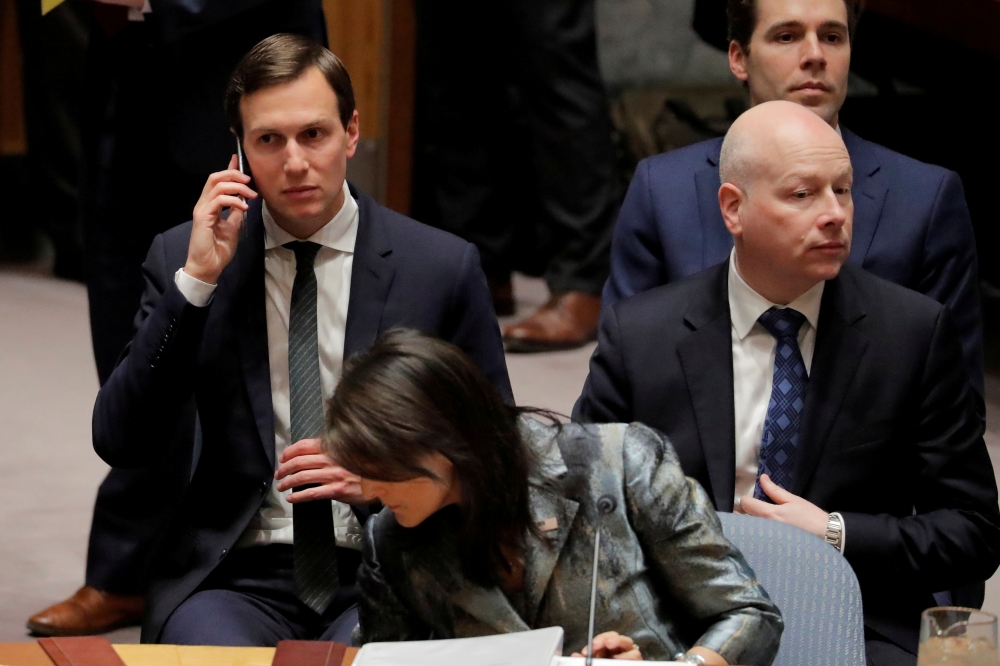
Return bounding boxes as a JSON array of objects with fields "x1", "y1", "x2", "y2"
[{"x1": 322, "y1": 328, "x2": 782, "y2": 664}]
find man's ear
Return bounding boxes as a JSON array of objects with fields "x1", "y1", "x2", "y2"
[
  {"x1": 729, "y1": 41, "x2": 750, "y2": 83},
  {"x1": 345, "y1": 109, "x2": 360, "y2": 159},
  {"x1": 719, "y1": 183, "x2": 745, "y2": 237}
]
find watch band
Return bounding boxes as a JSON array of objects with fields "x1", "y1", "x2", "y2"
[
  {"x1": 673, "y1": 653, "x2": 708, "y2": 664},
  {"x1": 824, "y1": 512, "x2": 843, "y2": 552}
]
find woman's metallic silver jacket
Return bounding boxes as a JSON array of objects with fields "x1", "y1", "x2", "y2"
[{"x1": 356, "y1": 418, "x2": 783, "y2": 665}]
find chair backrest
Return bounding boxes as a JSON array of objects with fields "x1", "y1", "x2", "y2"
[{"x1": 716, "y1": 512, "x2": 866, "y2": 666}]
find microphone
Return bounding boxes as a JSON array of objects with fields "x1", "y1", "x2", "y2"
[{"x1": 585, "y1": 495, "x2": 617, "y2": 666}]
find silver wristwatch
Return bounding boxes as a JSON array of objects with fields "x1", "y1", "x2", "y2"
[
  {"x1": 674, "y1": 653, "x2": 707, "y2": 664},
  {"x1": 824, "y1": 512, "x2": 844, "y2": 552}
]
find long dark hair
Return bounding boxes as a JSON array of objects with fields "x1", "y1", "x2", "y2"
[{"x1": 322, "y1": 328, "x2": 544, "y2": 585}]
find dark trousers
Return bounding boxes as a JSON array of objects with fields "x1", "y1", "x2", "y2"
[
  {"x1": 159, "y1": 545, "x2": 360, "y2": 646},
  {"x1": 411, "y1": 0, "x2": 618, "y2": 295}
]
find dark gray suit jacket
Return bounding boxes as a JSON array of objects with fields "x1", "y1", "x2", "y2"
[
  {"x1": 576, "y1": 261, "x2": 1000, "y2": 653},
  {"x1": 357, "y1": 419, "x2": 783, "y2": 665},
  {"x1": 92, "y1": 184, "x2": 512, "y2": 641}
]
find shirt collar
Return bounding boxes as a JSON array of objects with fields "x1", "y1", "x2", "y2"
[
  {"x1": 728, "y1": 249, "x2": 825, "y2": 340},
  {"x1": 262, "y1": 181, "x2": 358, "y2": 254}
]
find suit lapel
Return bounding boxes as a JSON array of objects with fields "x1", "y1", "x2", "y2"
[
  {"x1": 842, "y1": 128, "x2": 887, "y2": 267},
  {"x1": 791, "y1": 270, "x2": 869, "y2": 496},
  {"x1": 676, "y1": 264, "x2": 736, "y2": 511},
  {"x1": 427, "y1": 516, "x2": 531, "y2": 634},
  {"x1": 440, "y1": 427, "x2": 579, "y2": 632},
  {"x1": 695, "y1": 142, "x2": 734, "y2": 269},
  {"x1": 228, "y1": 202, "x2": 276, "y2": 468},
  {"x1": 448, "y1": 498, "x2": 582, "y2": 633},
  {"x1": 344, "y1": 186, "x2": 396, "y2": 358},
  {"x1": 414, "y1": 517, "x2": 529, "y2": 634},
  {"x1": 523, "y1": 485, "x2": 580, "y2": 625}
]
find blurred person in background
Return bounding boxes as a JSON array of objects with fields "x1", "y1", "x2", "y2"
[
  {"x1": 412, "y1": 1, "x2": 620, "y2": 353},
  {"x1": 0, "y1": 0, "x2": 87, "y2": 278}
]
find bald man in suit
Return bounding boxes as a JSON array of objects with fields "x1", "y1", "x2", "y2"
[{"x1": 576, "y1": 101, "x2": 1000, "y2": 665}]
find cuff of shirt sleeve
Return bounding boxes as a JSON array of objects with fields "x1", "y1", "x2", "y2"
[
  {"x1": 831, "y1": 511, "x2": 846, "y2": 555},
  {"x1": 174, "y1": 268, "x2": 216, "y2": 307}
]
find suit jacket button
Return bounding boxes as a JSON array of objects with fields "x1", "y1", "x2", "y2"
[{"x1": 221, "y1": 548, "x2": 227, "y2": 559}]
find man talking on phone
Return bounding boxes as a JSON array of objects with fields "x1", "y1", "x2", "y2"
[{"x1": 91, "y1": 33, "x2": 512, "y2": 645}]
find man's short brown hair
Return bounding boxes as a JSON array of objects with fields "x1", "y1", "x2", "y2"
[
  {"x1": 727, "y1": 0, "x2": 864, "y2": 54},
  {"x1": 225, "y1": 33, "x2": 356, "y2": 138}
]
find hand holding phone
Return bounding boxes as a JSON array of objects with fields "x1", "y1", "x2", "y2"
[{"x1": 184, "y1": 154, "x2": 257, "y2": 285}]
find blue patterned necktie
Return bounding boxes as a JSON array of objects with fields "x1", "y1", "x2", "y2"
[
  {"x1": 286, "y1": 241, "x2": 340, "y2": 615},
  {"x1": 754, "y1": 307, "x2": 808, "y2": 502}
]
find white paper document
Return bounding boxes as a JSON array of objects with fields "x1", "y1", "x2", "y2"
[
  {"x1": 353, "y1": 627, "x2": 565, "y2": 666},
  {"x1": 353, "y1": 627, "x2": 683, "y2": 666}
]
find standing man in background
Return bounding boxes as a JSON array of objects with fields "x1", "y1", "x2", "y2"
[
  {"x1": 28, "y1": 0, "x2": 328, "y2": 637},
  {"x1": 412, "y1": 1, "x2": 620, "y2": 353},
  {"x1": 2, "y1": 0, "x2": 88, "y2": 279}
]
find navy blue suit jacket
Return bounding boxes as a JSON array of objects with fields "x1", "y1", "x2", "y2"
[
  {"x1": 92, "y1": 184, "x2": 512, "y2": 641},
  {"x1": 603, "y1": 128, "x2": 984, "y2": 411}
]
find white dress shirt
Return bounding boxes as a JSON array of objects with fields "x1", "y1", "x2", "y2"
[
  {"x1": 175, "y1": 181, "x2": 363, "y2": 550},
  {"x1": 729, "y1": 250, "x2": 823, "y2": 510}
]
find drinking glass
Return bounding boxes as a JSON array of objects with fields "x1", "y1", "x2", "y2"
[{"x1": 918, "y1": 607, "x2": 999, "y2": 665}]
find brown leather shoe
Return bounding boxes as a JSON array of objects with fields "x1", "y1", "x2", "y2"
[
  {"x1": 489, "y1": 279, "x2": 516, "y2": 317},
  {"x1": 503, "y1": 291, "x2": 601, "y2": 352},
  {"x1": 27, "y1": 586, "x2": 145, "y2": 636}
]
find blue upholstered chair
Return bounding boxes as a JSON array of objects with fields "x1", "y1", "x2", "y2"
[{"x1": 716, "y1": 512, "x2": 866, "y2": 666}]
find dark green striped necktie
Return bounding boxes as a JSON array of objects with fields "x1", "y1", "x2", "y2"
[{"x1": 285, "y1": 241, "x2": 339, "y2": 614}]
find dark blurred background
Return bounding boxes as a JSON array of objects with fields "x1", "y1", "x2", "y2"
[{"x1": 1, "y1": 0, "x2": 998, "y2": 361}]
